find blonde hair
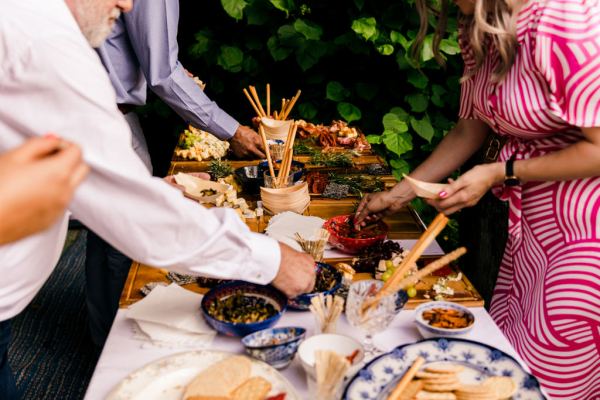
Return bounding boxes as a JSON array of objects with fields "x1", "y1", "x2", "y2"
[{"x1": 413, "y1": 0, "x2": 520, "y2": 82}]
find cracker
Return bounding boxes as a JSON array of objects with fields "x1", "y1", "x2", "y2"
[
  {"x1": 455, "y1": 384, "x2": 493, "y2": 394},
  {"x1": 425, "y1": 364, "x2": 464, "y2": 374},
  {"x1": 423, "y1": 382, "x2": 461, "y2": 392},
  {"x1": 421, "y1": 376, "x2": 460, "y2": 385},
  {"x1": 231, "y1": 376, "x2": 272, "y2": 400},
  {"x1": 416, "y1": 371, "x2": 459, "y2": 380},
  {"x1": 416, "y1": 390, "x2": 457, "y2": 400},
  {"x1": 484, "y1": 376, "x2": 517, "y2": 399}
]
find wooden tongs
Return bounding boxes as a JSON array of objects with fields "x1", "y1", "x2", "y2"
[{"x1": 361, "y1": 213, "x2": 467, "y2": 314}]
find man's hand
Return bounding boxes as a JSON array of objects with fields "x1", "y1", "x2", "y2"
[
  {"x1": 271, "y1": 242, "x2": 316, "y2": 298},
  {"x1": 0, "y1": 135, "x2": 89, "y2": 244},
  {"x1": 229, "y1": 125, "x2": 266, "y2": 159}
]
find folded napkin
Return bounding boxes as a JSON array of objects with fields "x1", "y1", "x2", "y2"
[
  {"x1": 126, "y1": 284, "x2": 215, "y2": 348},
  {"x1": 265, "y1": 211, "x2": 327, "y2": 251}
]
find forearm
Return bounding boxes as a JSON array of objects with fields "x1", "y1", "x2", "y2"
[
  {"x1": 515, "y1": 133, "x2": 600, "y2": 183},
  {"x1": 392, "y1": 119, "x2": 489, "y2": 194}
]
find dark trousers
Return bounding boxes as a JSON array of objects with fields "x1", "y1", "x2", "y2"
[
  {"x1": 0, "y1": 320, "x2": 18, "y2": 400},
  {"x1": 85, "y1": 231, "x2": 131, "y2": 347}
]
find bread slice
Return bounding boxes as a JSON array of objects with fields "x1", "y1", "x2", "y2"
[
  {"x1": 231, "y1": 377, "x2": 272, "y2": 400},
  {"x1": 183, "y1": 356, "x2": 252, "y2": 400}
]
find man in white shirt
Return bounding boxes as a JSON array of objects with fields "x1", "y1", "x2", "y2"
[{"x1": 0, "y1": 0, "x2": 315, "y2": 396}]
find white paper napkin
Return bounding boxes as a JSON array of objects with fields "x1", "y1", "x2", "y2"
[
  {"x1": 126, "y1": 284, "x2": 215, "y2": 348},
  {"x1": 265, "y1": 211, "x2": 327, "y2": 251}
]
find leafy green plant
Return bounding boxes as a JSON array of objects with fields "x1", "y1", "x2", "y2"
[{"x1": 183, "y1": 0, "x2": 462, "y2": 180}]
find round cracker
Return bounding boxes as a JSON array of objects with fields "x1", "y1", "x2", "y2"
[
  {"x1": 424, "y1": 382, "x2": 462, "y2": 392},
  {"x1": 422, "y1": 377, "x2": 460, "y2": 386},
  {"x1": 416, "y1": 390, "x2": 457, "y2": 400},
  {"x1": 425, "y1": 364, "x2": 464, "y2": 374},
  {"x1": 484, "y1": 376, "x2": 517, "y2": 398},
  {"x1": 456, "y1": 384, "x2": 494, "y2": 394},
  {"x1": 416, "y1": 371, "x2": 459, "y2": 380}
]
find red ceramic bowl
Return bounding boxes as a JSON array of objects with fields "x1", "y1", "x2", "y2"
[{"x1": 323, "y1": 214, "x2": 388, "y2": 254}]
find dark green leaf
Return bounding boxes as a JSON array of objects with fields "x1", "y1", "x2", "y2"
[
  {"x1": 337, "y1": 102, "x2": 362, "y2": 122},
  {"x1": 354, "y1": 0, "x2": 365, "y2": 10},
  {"x1": 267, "y1": 36, "x2": 293, "y2": 61},
  {"x1": 278, "y1": 24, "x2": 304, "y2": 47},
  {"x1": 217, "y1": 45, "x2": 244, "y2": 72},
  {"x1": 377, "y1": 44, "x2": 395, "y2": 56},
  {"x1": 390, "y1": 31, "x2": 411, "y2": 50},
  {"x1": 326, "y1": 81, "x2": 350, "y2": 101},
  {"x1": 351, "y1": 17, "x2": 377, "y2": 41},
  {"x1": 269, "y1": 0, "x2": 294, "y2": 16},
  {"x1": 405, "y1": 93, "x2": 429, "y2": 113},
  {"x1": 421, "y1": 34, "x2": 434, "y2": 62},
  {"x1": 440, "y1": 38, "x2": 460, "y2": 55},
  {"x1": 407, "y1": 70, "x2": 429, "y2": 89},
  {"x1": 390, "y1": 107, "x2": 410, "y2": 121},
  {"x1": 390, "y1": 158, "x2": 410, "y2": 179},
  {"x1": 410, "y1": 115, "x2": 435, "y2": 142},
  {"x1": 382, "y1": 113, "x2": 409, "y2": 133},
  {"x1": 296, "y1": 40, "x2": 327, "y2": 71},
  {"x1": 245, "y1": 5, "x2": 269, "y2": 25},
  {"x1": 189, "y1": 31, "x2": 212, "y2": 58},
  {"x1": 221, "y1": 0, "x2": 247, "y2": 21},
  {"x1": 431, "y1": 84, "x2": 447, "y2": 107},
  {"x1": 355, "y1": 82, "x2": 378, "y2": 101},
  {"x1": 242, "y1": 55, "x2": 259, "y2": 75},
  {"x1": 298, "y1": 103, "x2": 318, "y2": 120},
  {"x1": 294, "y1": 19, "x2": 323, "y2": 40},
  {"x1": 366, "y1": 134, "x2": 382, "y2": 144},
  {"x1": 382, "y1": 130, "x2": 413, "y2": 156}
]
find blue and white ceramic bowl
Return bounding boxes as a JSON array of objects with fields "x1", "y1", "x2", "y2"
[
  {"x1": 415, "y1": 301, "x2": 475, "y2": 339},
  {"x1": 288, "y1": 263, "x2": 343, "y2": 310},
  {"x1": 201, "y1": 281, "x2": 287, "y2": 337},
  {"x1": 241, "y1": 327, "x2": 306, "y2": 369}
]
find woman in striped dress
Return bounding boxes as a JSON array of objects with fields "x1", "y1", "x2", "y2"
[{"x1": 356, "y1": 1, "x2": 600, "y2": 398}]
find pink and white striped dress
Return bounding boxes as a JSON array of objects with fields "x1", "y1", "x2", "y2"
[{"x1": 458, "y1": 1, "x2": 600, "y2": 398}]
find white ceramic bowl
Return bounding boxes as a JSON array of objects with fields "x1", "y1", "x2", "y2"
[
  {"x1": 297, "y1": 334, "x2": 364, "y2": 379},
  {"x1": 414, "y1": 301, "x2": 475, "y2": 339}
]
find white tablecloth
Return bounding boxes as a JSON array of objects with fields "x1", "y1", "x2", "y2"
[{"x1": 84, "y1": 307, "x2": 525, "y2": 400}]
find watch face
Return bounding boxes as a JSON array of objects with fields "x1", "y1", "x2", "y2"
[{"x1": 505, "y1": 177, "x2": 520, "y2": 186}]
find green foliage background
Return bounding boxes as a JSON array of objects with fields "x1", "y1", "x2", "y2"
[{"x1": 176, "y1": 0, "x2": 462, "y2": 178}]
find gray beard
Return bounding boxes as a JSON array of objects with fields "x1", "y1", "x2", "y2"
[{"x1": 73, "y1": 1, "x2": 120, "y2": 48}]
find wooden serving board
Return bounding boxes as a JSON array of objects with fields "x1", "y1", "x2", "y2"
[
  {"x1": 119, "y1": 261, "x2": 483, "y2": 309},
  {"x1": 168, "y1": 154, "x2": 384, "y2": 175}
]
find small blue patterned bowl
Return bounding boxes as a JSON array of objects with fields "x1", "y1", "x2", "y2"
[
  {"x1": 201, "y1": 281, "x2": 287, "y2": 337},
  {"x1": 241, "y1": 327, "x2": 306, "y2": 369},
  {"x1": 288, "y1": 263, "x2": 343, "y2": 310},
  {"x1": 415, "y1": 301, "x2": 475, "y2": 339}
]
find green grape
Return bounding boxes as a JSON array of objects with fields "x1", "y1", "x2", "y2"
[
  {"x1": 407, "y1": 286, "x2": 417, "y2": 298},
  {"x1": 385, "y1": 260, "x2": 393, "y2": 269},
  {"x1": 381, "y1": 269, "x2": 393, "y2": 282}
]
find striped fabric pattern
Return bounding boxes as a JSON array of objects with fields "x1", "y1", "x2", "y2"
[{"x1": 458, "y1": 1, "x2": 600, "y2": 399}]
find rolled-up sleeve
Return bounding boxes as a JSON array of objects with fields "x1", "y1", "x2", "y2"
[{"x1": 123, "y1": 0, "x2": 239, "y2": 139}]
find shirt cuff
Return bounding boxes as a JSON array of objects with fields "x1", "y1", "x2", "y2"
[
  {"x1": 241, "y1": 233, "x2": 281, "y2": 285},
  {"x1": 205, "y1": 110, "x2": 239, "y2": 140}
]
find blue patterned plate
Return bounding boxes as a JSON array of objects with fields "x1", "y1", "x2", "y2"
[{"x1": 343, "y1": 338, "x2": 545, "y2": 400}]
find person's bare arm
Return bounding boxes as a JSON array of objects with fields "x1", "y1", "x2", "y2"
[
  {"x1": 429, "y1": 126, "x2": 600, "y2": 215},
  {"x1": 0, "y1": 136, "x2": 89, "y2": 244},
  {"x1": 355, "y1": 118, "x2": 490, "y2": 225}
]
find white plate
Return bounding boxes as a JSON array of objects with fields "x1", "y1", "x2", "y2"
[{"x1": 107, "y1": 350, "x2": 300, "y2": 400}]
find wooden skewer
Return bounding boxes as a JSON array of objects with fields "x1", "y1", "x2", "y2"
[
  {"x1": 387, "y1": 357, "x2": 425, "y2": 400},
  {"x1": 258, "y1": 124, "x2": 276, "y2": 185},
  {"x1": 249, "y1": 86, "x2": 267, "y2": 117},
  {"x1": 274, "y1": 110, "x2": 279, "y2": 120},
  {"x1": 243, "y1": 88, "x2": 263, "y2": 117},
  {"x1": 394, "y1": 247, "x2": 467, "y2": 290},
  {"x1": 362, "y1": 213, "x2": 448, "y2": 313},
  {"x1": 266, "y1": 83, "x2": 271, "y2": 117},
  {"x1": 277, "y1": 122, "x2": 296, "y2": 186},
  {"x1": 282, "y1": 90, "x2": 301, "y2": 120},
  {"x1": 280, "y1": 122, "x2": 298, "y2": 185},
  {"x1": 280, "y1": 99, "x2": 286, "y2": 119}
]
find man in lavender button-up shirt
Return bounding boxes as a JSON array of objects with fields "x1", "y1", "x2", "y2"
[{"x1": 87, "y1": 0, "x2": 266, "y2": 346}]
